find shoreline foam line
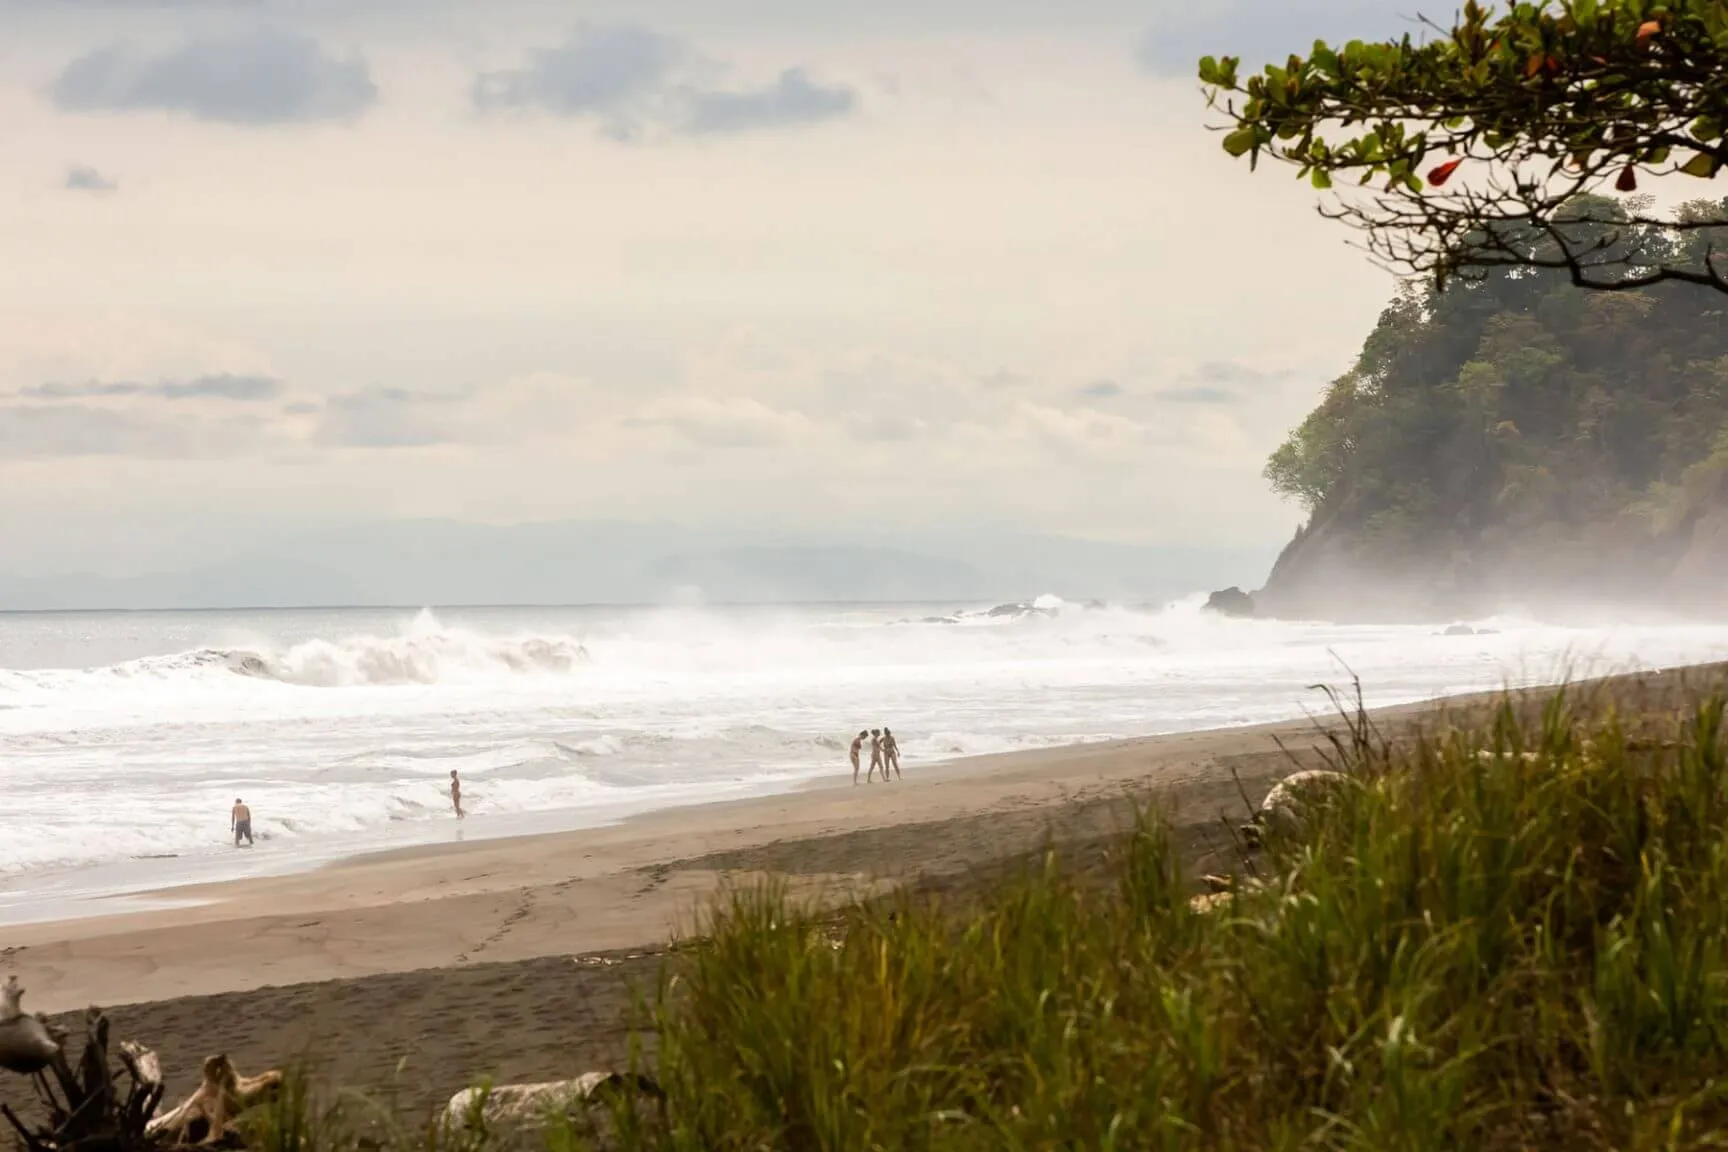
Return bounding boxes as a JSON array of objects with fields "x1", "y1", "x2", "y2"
[{"x1": 10, "y1": 661, "x2": 1724, "y2": 1016}]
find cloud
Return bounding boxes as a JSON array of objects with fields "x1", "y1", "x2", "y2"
[
  {"x1": 64, "y1": 165, "x2": 118, "y2": 193},
  {"x1": 0, "y1": 404, "x2": 270, "y2": 459},
  {"x1": 315, "y1": 386, "x2": 466, "y2": 447},
  {"x1": 1191, "y1": 360, "x2": 1291, "y2": 386},
  {"x1": 845, "y1": 413, "x2": 923, "y2": 442},
  {"x1": 1137, "y1": 0, "x2": 1427, "y2": 76},
  {"x1": 686, "y1": 68, "x2": 856, "y2": 135},
  {"x1": 623, "y1": 395, "x2": 814, "y2": 448},
  {"x1": 1155, "y1": 385, "x2": 1237, "y2": 404},
  {"x1": 23, "y1": 373, "x2": 284, "y2": 401},
  {"x1": 1076, "y1": 380, "x2": 1123, "y2": 399},
  {"x1": 473, "y1": 24, "x2": 683, "y2": 133},
  {"x1": 48, "y1": 33, "x2": 378, "y2": 124},
  {"x1": 474, "y1": 24, "x2": 856, "y2": 139}
]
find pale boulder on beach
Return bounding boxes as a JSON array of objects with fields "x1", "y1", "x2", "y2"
[{"x1": 1243, "y1": 768, "x2": 1349, "y2": 846}]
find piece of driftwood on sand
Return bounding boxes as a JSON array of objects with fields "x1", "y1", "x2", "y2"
[
  {"x1": 0, "y1": 1000, "x2": 164, "y2": 1152},
  {"x1": 145, "y1": 1055, "x2": 283, "y2": 1147}
]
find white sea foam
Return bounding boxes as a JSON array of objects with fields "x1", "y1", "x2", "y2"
[{"x1": 2, "y1": 597, "x2": 1727, "y2": 916}]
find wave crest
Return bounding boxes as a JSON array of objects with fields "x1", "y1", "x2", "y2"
[
  {"x1": 240, "y1": 615, "x2": 589, "y2": 686},
  {"x1": 5, "y1": 610, "x2": 593, "y2": 690}
]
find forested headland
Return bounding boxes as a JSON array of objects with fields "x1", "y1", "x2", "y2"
[{"x1": 1254, "y1": 195, "x2": 1728, "y2": 620}]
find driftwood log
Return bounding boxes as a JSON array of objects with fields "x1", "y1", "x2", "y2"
[
  {"x1": 145, "y1": 1056, "x2": 283, "y2": 1147},
  {"x1": 443, "y1": 1074, "x2": 664, "y2": 1133},
  {"x1": 0, "y1": 1005, "x2": 163, "y2": 1152}
]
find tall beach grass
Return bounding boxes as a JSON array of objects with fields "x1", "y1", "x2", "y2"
[
  {"x1": 241, "y1": 679, "x2": 1728, "y2": 1150},
  {"x1": 631, "y1": 685, "x2": 1728, "y2": 1149}
]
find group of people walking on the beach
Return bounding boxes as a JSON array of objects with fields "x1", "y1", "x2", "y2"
[{"x1": 850, "y1": 727, "x2": 901, "y2": 784}]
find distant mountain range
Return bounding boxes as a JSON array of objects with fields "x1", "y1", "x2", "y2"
[{"x1": 0, "y1": 520, "x2": 1277, "y2": 611}]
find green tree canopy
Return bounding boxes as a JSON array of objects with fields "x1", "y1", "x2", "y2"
[
  {"x1": 1263, "y1": 247, "x2": 1728, "y2": 590},
  {"x1": 1201, "y1": 0, "x2": 1728, "y2": 292}
]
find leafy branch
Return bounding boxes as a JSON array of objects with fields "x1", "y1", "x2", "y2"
[{"x1": 1201, "y1": 0, "x2": 1728, "y2": 292}]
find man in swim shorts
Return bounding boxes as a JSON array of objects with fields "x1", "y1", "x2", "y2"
[
  {"x1": 450, "y1": 769, "x2": 465, "y2": 819},
  {"x1": 868, "y1": 729, "x2": 886, "y2": 782},
  {"x1": 231, "y1": 798, "x2": 253, "y2": 847},
  {"x1": 850, "y1": 730, "x2": 868, "y2": 784}
]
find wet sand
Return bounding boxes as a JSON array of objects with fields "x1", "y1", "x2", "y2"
[{"x1": 3, "y1": 663, "x2": 1722, "y2": 1121}]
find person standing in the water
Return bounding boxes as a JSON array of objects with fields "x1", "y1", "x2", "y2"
[
  {"x1": 231, "y1": 798, "x2": 253, "y2": 847},
  {"x1": 450, "y1": 770, "x2": 465, "y2": 820},
  {"x1": 849, "y1": 730, "x2": 868, "y2": 785}
]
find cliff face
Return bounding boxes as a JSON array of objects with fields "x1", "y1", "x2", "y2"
[
  {"x1": 1251, "y1": 214, "x2": 1728, "y2": 623},
  {"x1": 1668, "y1": 503, "x2": 1728, "y2": 613},
  {"x1": 1253, "y1": 510, "x2": 1703, "y2": 622}
]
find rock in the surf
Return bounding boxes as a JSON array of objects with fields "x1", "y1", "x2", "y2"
[{"x1": 1204, "y1": 587, "x2": 1257, "y2": 618}]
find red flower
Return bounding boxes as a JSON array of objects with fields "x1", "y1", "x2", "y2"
[{"x1": 1428, "y1": 158, "x2": 1463, "y2": 186}]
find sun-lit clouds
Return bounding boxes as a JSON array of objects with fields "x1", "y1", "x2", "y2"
[{"x1": 0, "y1": 0, "x2": 1405, "y2": 576}]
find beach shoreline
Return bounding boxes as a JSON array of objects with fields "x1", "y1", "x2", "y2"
[
  {"x1": 0, "y1": 663, "x2": 1644, "y2": 929},
  {"x1": 10, "y1": 662, "x2": 1718, "y2": 1006},
  {"x1": 2, "y1": 662, "x2": 1724, "y2": 1124}
]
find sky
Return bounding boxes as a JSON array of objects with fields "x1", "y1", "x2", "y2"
[{"x1": 0, "y1": 0, "x2": 1415, "y2": 577}]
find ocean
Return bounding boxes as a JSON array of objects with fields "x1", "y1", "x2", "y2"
[{"x1": 3, "y1": 596, "x2": 1727, "y2": 924}]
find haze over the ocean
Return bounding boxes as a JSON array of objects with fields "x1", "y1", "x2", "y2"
[{"x1": 0, "y1": 0, "x2": 1411, "y2": 597}]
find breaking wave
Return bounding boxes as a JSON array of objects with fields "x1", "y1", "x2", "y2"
[{"x1": 0, "y1": 609, "x2": 590, "y2": 691}]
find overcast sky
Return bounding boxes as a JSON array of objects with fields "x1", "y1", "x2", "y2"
[{"x1": 0, "y1": 0, "x2": 1413, "y2": 576}]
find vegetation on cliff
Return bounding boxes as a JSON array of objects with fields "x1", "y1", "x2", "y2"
[{"x1": 1262, "y1": 199, "x2": 1728, "y2": 591}]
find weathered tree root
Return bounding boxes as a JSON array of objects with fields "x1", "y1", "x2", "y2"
[
  {"x1": 145, "y1": 1055, "x2": 283, "y2": 1147},
  {"x1": 1, "y1": 1003, "x2": 162, "y2": 1152}
]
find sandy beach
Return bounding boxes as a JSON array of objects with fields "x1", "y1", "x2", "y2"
[{"x1": 3, "y1": 663, "x2": 1722, "y2": 1120}]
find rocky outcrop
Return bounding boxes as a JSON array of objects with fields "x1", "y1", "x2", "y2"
[
  {"x1": 1203, "y1": 587, "x2": 1257, "y2": 618},
  {"x1": 1251, "y1": 501, "x2": 1715, "y2": 623},
  {"x1": 1249, "y1": 517, "x2": 1460, "y2": 622},
  {"x1": 1669, "y1": 504, "x2": 1728, "y2": 613}
]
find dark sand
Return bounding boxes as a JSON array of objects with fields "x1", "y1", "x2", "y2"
[{"x1": 4, "y1": 663, "x2": 1722, "y2": 1123}]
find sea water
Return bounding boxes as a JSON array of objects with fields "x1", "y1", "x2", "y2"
[{"x1": 2, "y1": 596, "x2": 1727, "y2": 922}]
